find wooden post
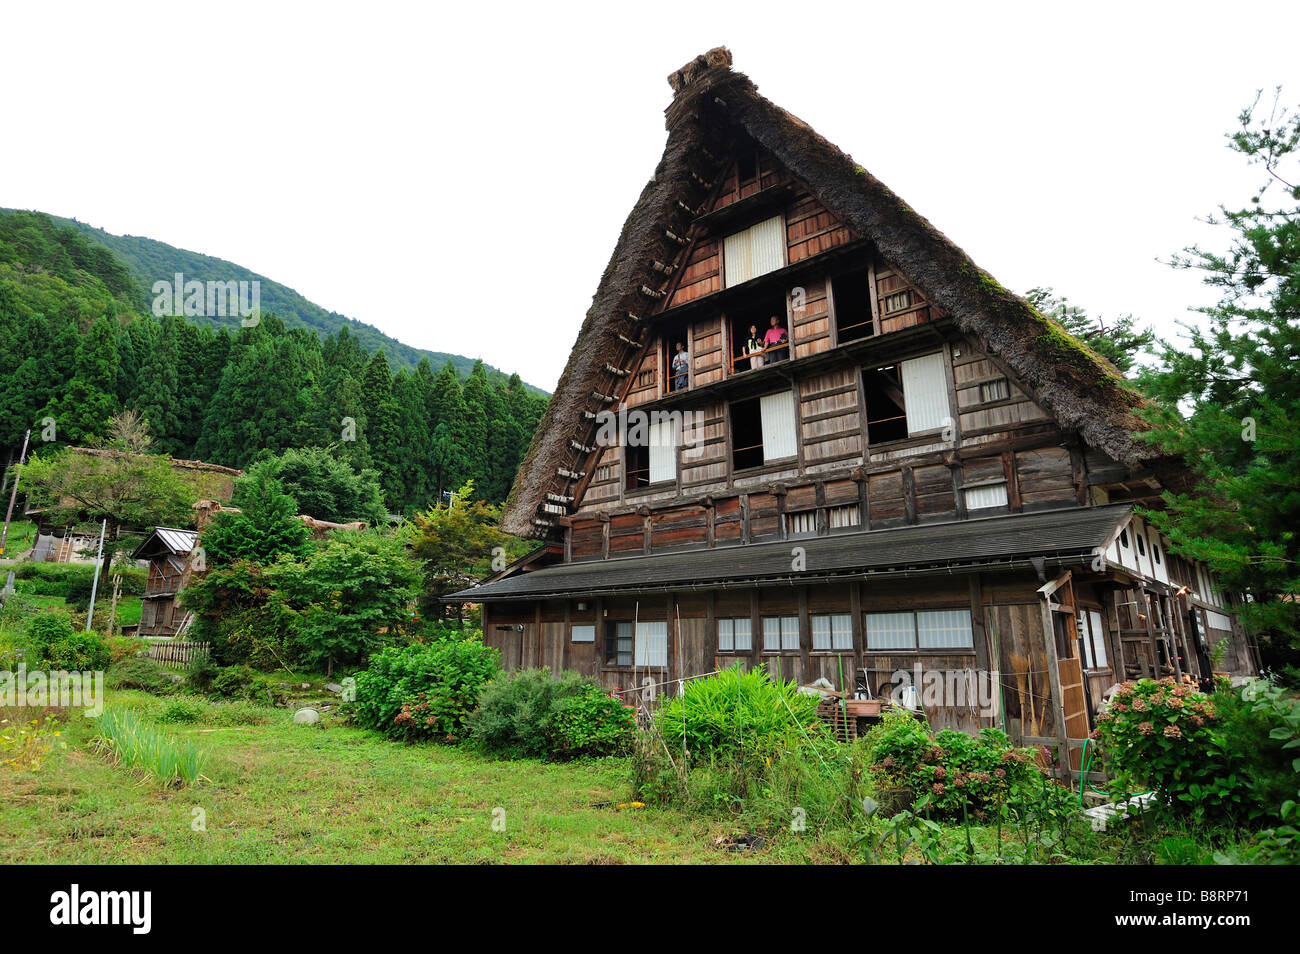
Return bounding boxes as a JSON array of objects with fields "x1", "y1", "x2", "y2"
[{"x1": 1038, "y1": 572, "x2": 1072, "y2": 777}]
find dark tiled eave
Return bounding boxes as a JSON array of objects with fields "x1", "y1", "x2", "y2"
[{"x1": 446, "y1": 504, "x2": 1133, "y2": 603}]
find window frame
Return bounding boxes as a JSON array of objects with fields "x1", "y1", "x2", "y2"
[
  {"x1": 810, "y1": 613, "x2": 853, "y2": 653},
  {"x1": 761, "y1": 615, "x2": 801, "y2": 653},
  {"x1": 864, "y1": 608, "x2": 975, "y2": 653},
  {"x1": 716, "y1": 617, "x2": 754, "y2": 654}
]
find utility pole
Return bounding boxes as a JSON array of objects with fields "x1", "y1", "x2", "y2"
[
  {"x1": 0, "y1": 428, "x2": 32, "y2": 559},
  {"x1": 85, "y1": 518, "x2": 107, "y2": 632}
]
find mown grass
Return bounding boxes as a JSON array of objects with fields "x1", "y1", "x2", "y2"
[{"x1": 0, "y1": 690, "x2": 807, "y2": 864}]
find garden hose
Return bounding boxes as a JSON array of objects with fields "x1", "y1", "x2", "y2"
[{"x1": 1078, "y1": 737, "x2": 1147, "y2": 806}]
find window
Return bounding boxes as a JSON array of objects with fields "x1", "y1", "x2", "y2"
[
  {"x1": 625, "y1": 443, "x2": 648, "y2": 489},
  {"x1": 900, "y1": 353, "x2": 950, "y2": 434},
  {"x1": 828, "y1": 503, "x2": 861, "y2": 529},
  {"x1": 1119, "y1": 528, "x2": 1130, "y2": 549},
  {"x1": 1153, "y1": 543, "x2": 1162, "y2": 565},
  {"x1": 723, "y1": 215, "x2": 784, "y2": 286},
  {"x1": 762, "y1": 615, "x2": 800, "y2": 652},
  {"x1": 648, "y1": 417, "x2": 678, "y2": 484},
  {"x1": 964, "y1": 481, "x2": 1008, "y2": 510},
  {"x1": 1075, "y1": 610, "x2": 1108, "y2": 669},
  {"x1": 787, "y1": 510, "x2": 817, "y2": 536},
  {"x1": 728, "y1": 292, "x2": 789, "y2": 374},
  {"x1": 735, "y1": 152, "x2": 757, "y2": 186},
  {"x1": 717, "y1": 617, "x2": 753, "y2": 653},
  {"x1": 980, "y1": 378, "x2": 1010, "y2": 403},
  {"x1": 865, "y1": 609, "x2": 974, "y2": 651},
  {"x1": 607, "y1": 621, "x2": 667, "y2": 667},
  {"x1": 864, "y1": 352, "x2": 951, "y2": 444},
  {"x1": 635, "y1": 621, "x2": 668, "y2": 668},
  {"x1": 571, "y1": 624, "x2": 595, "y2": 644},
  {"x1": 606, "y1": 622, "x2": 634, "y2": 666},
  {"x1": 832, "y1": 267, "x2": 874, "y2": 343},
  {"x1": 1136, "y1": 534, "x2": 1146, "y2": 557},
  {"x1": 730, "y1": 390, "x2": 797, "y2": 470},
  {"x1": 811, "y1": 614, "x2": 853, "y2": 651}
]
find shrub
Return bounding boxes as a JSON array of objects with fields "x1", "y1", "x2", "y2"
[
  {"x1": 1092, "y1": 676, "x2": 1246, "y2": 825},
  {"x1": 156, "y1": 696, "x2": 207, "y2": 724},
  {"x1": 550, "y1": 684, "x2": 637, "y2": 758},
  {"x1": 44, "y1": 630, "x2": 110, "y2": 671},
  {"x1": 469, "y1": 669, "x2": 635, "y2": 759},
  {"x1": 185, "y1": 651, "x2": 220, "y2": 692},
  {"x1": 105, "y1": 657, "x2": 175, "y2": 694},
  {"x1": 105, "y1": 635, "x2": 147, "y2": 664},
  {"x1": 861, "y1": 708, "x2": 1045, "y2": 820},
  {"x1": 350, "y1": 638, "x2": 499, "y2": 742},
  {"x1": 655, "y1": 664, "x2": 828, "y2": 761},
  {"x1": 210, "y1": 665, "x2": 271, "y2": 701},
  {"x1": 23, "y1": 611, "x2": 75, "y2": 662}
]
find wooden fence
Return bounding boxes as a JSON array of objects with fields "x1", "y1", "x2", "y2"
[{"x1": 148, "y1": 640, "x2": 210, "y2": 670}]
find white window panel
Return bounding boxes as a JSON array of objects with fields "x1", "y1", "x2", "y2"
[
  {"x1": 647, "y1": 417, "x2": 677, "y2": 484},
  {"x1": 760, "y1": 390, "x2": 797, "y2": 461},
  {"x1": 1205, "y1": 610, "x2": 1233, "y2": 632},
  {"x1": 788, "y1": 510, "x2": 817, "y2": 535},
  {"x1": 828, "y1": 503, "x2": 860, "y2": 529},
  {"x1": 571, "y1": 624, "x2": 594, "y2": 644},
  {"x1": 812, "y1": 614, "x2": 853, "y2": 651},
  {"x1": 635, "y1": 621, "x2": 668, "y2": 668},
  {"x1": 723, "y1": 215, "x2": 785, "y2": 286},
  {"x1": 718, "y1": 617, "x2": 753, "y2": 652},
  {"x1": 1088, "y1": 610, "x2": 1107, "y2": 668},
  {"x1": 916, "y1": 609, "x2": 973, "y2": 649},
  {"x1": 964, "y1": 482, "x2": 1008, "y2": 510},
  {"x1": 763, "y1": 615, "x2": 800, "y2": 652},
  {"x1": 866, "y1": 612, "x2": 914, "y2": 651},
  {"x1": 900, "y1": 352, "x2": 950, "y2": 435}
]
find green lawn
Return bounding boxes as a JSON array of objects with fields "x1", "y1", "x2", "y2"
[{"x1": 0, "y1": 690, "x2": 794, "y2": 864}]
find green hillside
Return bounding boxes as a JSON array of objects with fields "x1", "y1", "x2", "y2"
[{"x1": 2, "y1": 208, "x2": 543, "y2": 392}]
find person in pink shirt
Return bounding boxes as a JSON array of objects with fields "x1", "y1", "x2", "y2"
[{"x1": 763, "y1": 315, "x2": 789, "y2": 362}]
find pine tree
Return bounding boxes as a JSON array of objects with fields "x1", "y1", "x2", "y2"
[
  {"x1": 359, "y1": 351, "x2": 403, "y2": 510},
  {"x1": 1138, "y1": 90, "x2": 1300, "y2": 682},
  {"x1": 41, "y1": 312, "x2": 120, "y2": 446}
]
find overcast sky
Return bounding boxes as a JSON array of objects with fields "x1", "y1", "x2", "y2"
[{"x1": 3, "y1": 1, "x2": 1297, "y2": 390}]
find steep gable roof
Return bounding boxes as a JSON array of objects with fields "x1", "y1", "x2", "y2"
[{"x1": 502, "y1": 47, "x2": 1174, "y2": 536}]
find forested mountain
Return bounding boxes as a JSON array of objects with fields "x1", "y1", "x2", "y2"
[
  {"x1": 0, "y1": 209, "x2": 548, "y2": 512},
  {"x1": 2, "y1": 208, "x2": 543, "y2": 389}
]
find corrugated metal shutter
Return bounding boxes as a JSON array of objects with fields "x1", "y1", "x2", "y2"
[
  {"x1": 760, "y1": 390, "x2": 797, "y2": 461},
  {"x1": 901, "y1": 352, "x2": 950, "y2": 434},
  {"x1": 648, "y1": 417, "x2": 677, "y2": 484},
  {"x1": 723, "y1": 215, "x2": 784, "y2": 287}
]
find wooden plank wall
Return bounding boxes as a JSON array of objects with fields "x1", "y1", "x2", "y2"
[{"x1": 482, "y1": 573, "x2": 1070, "y2": 740}]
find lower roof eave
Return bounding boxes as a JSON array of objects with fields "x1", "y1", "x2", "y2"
[{"x1": 444, "y1": 550, "x2": 1102, "y2": 604}]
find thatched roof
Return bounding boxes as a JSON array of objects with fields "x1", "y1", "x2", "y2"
[{"x1": 501, "y1": 47, "x2": 1174, "y2": 537}]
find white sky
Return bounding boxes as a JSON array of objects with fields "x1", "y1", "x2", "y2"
[{"x1": 3, "y1": 1, "x2": 1297, "y2": 390}]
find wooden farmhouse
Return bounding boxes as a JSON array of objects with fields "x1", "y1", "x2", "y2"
[{"x1": 447, "y1": 49, "x2": 1259, "y2": 764}]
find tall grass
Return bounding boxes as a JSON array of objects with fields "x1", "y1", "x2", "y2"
[{"x1": 92, "y1": 708, "x2": 207, "y2": 786}]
